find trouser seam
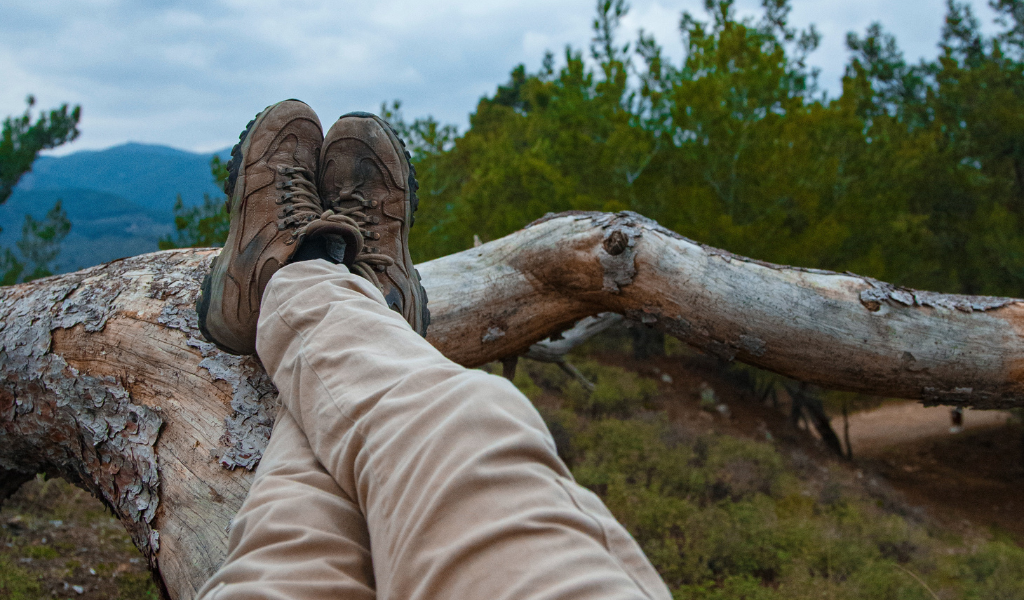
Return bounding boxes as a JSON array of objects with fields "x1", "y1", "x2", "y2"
[{"x1": 555, "y1": 478, "x2": 657, "y2": 600}]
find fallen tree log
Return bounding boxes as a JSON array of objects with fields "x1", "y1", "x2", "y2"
[{"x1": 1, "y1": 210, "x2": 1023, "y2": 598}]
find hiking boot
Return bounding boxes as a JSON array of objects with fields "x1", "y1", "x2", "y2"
[
  {"x1": 197, "y1": 100, "x2": 354, "y2": 355},
  {"x1": 318, "y1": 112, "x2": 430, "y2": 336}
]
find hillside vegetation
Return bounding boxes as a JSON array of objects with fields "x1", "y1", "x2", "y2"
[{"x1": 509, "y1": 339, "x2": 1024, "y2": 599}]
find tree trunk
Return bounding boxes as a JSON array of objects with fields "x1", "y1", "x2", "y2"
[{"x1": 2, "y1": 210, "x2": 1023, "y2": 598}]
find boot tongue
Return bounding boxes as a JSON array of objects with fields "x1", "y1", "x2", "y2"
[{"x1": 328, "y1": 155, "x2": 368, "y2": 210}]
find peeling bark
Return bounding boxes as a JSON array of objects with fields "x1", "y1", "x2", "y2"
[
  {"x1": 1, "y1": 210, "x2": 1024, "y2": 597},
  {"x1": 0, "y1": 250, "x2": 258, "y2": 599}
]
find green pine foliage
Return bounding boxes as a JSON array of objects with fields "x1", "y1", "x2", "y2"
[
  {"x1": 13, "y1": 201, "x2": 72, "y2": 283},
  {"x1": 0, "y1": 96, "x2": 80, "y2": 205},
  {"x1": 0, "y1": 97, "x2": 79, "y2": 284},
  {"x1": 158, "y1": 194, "x2": 229, "y2": 250}
]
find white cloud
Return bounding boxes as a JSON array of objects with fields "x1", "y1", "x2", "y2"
[{"x1": 0, "y1": 0, "x2": 1006, "y2": 155}]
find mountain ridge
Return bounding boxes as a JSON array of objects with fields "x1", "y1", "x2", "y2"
[{"x1": 2, "y1": 142, "x2": 231, "y2": 273}]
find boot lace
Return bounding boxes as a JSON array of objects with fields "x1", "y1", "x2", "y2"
[
  {"x1": 326, "y1": 190, "x2": 394, "y2": 287},
  {"x1": 275, "y1": 165, "x2": 324, "y2": 240},
  {"x1": 276, "y1": 164, "x2": 394, "y2": 287}
]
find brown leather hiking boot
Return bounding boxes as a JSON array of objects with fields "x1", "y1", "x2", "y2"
[
  {"x1": 318, "y1": 112, "x2": 430, "y2": 336},
  {"x1": 197, "y1": 100, "x2": 354, "y2": 355}
]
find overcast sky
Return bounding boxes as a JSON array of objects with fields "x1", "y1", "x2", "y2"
[{"x1": 0, "y1": 0, "x2": 1001, "y2": 155}]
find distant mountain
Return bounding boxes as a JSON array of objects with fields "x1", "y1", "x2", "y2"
[{"x1": 1, "y1": 143, "x2": 231, "y2": 273}]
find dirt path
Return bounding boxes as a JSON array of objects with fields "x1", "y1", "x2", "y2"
[
  {"x1": 834, "y1": 402, "x2": 1024, "y2": 542},
  {"x1": 836, "y1": 403, "x2": 1014, "y2": 455}
]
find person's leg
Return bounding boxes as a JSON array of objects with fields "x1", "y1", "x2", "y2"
[
  {"x1": 256, "y1": 258, "x2": 672, "y2": 600},
  {"x1": 197, "y1": 405, "x2": 375, "y2": 600}
]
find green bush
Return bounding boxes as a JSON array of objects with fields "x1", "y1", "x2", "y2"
[
  {"x1": 958, "y1": 541, "x2": 1024, "y2": 600},
  {"x1": 116, "y1": 572, "x2": 160, "y2": 600},
  {"x1": 21, "y1": 545, "x2": 58, "y2": 560},
  {"x1": 516, "y1": 350, "x2": 1024, "y2": 599},
  {"x1": 545, "y1": 405, "x2": 1024, "y2": 599},
  {"x1": 0, "y1": 555, "x2": 41, "y2": 599},
  {"x1": 513, "y1": 358, "x2": 659, "y2": 417}
]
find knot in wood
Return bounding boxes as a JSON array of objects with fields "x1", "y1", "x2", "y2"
[{"x1": 604, "y1": 230, "x2": 629, "y2": 256}]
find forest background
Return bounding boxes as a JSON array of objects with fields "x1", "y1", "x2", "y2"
[{"x1": 5, "y1": 0, "x2": 1024, "y2": 598}]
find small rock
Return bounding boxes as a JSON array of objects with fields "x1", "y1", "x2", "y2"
[
  {"x1": 699, "y1": 383, "x2": 717, "y2": 410},
  {"x1": 89, "y1": 568, "x2": 96, "y2": 575},
  {"x1": 660, "y1": 373, "x2": 673, "y2": 384},
  {"x1": 72, "y1": 584, "x2": 85, "y2": 594},
  {"x1": 49, "y1": 520, "x2": 63, "y2": 528}
]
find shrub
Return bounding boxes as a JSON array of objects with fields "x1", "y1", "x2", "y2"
[{"x1": 0, "y1": 555, "x2": 40, "y2": 599}]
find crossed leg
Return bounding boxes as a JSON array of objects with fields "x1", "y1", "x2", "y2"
[
  {"x1": 197, "y1": 405, "x2": 375, "y2": 600},
  {"x1": 199, "y1": 259, "x2": 671, "y2": 600}
]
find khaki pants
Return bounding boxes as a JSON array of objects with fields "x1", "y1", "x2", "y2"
[{"x1": 198, "y1": 260, "x2": 672, "y2": 600}]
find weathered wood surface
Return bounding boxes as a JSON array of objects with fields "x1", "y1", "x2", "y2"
[{"x1": 1, "y1": 210, "x2": 1023, "y2": 598}]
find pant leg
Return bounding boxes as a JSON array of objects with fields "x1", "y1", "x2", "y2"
[
  {"x1": 256, "y1": 259, "x2": 672, "y2": 600},
  {"x1": 197, "y1": 405, "x2": 375, "y2": 600}
]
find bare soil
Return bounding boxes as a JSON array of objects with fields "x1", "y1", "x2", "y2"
[
  {"x1": 0, "y1": 476, "x2": 158, "y2": 599},
  {"x1": 840, "y1": 402, "x2": 1013, "y2": 453},
  {"x1": 856, "y1": 417, "x2": 1024, "y2": 542}
]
